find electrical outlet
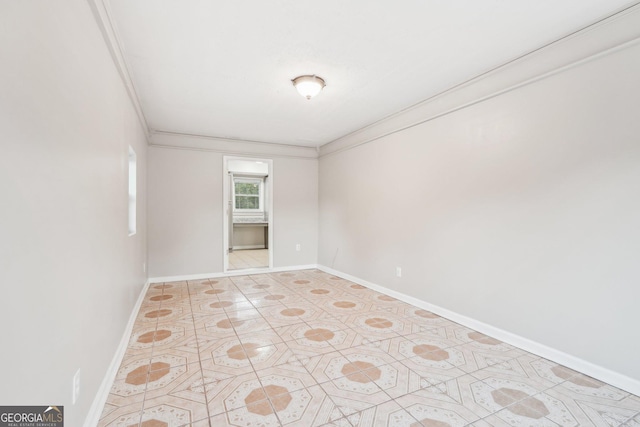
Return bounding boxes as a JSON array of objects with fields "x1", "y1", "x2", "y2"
[
  {"x1": 143, "y1": 262, "x2": 146, "y2": 273},
  {"x1": 396, "y1": 267, "x2": 402, "y2": 278},
  {"x1": 296, "y1": 244, "x2": 301, "y2": 252},
  {"x1": 72, "y1": 369, "x2": 81, "y2": 405}
]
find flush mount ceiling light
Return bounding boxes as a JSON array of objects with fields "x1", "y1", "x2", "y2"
[{"x1": 292, "y1": 75, "x2": 326, "y2": 100}]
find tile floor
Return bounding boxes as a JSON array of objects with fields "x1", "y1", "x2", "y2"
[
  {"x1": 98, "y1": 269, "x2": 640, "y2": 427},
  {"x1": 228, "y1": 249, "x2": 269, "y2": 270}
]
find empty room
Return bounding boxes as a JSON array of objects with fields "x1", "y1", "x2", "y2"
[{"x1": 1, "y1": 1, "x2": 639, "y2": 426}]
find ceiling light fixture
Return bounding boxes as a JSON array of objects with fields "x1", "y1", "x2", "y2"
[{"x1": 292, "y1": 75, "x2": 326, "y2": 100}]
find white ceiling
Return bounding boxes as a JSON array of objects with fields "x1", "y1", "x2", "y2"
[{"x1": 106, "y1": 0, "x2": 634, "y2": 147}]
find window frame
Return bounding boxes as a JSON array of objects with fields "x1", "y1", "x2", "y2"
[{"x1": 233, "y1": 176, "x2": 264, "y2": 213}]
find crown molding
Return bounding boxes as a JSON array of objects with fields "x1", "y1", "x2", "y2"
[
  {"x1": 86, "y1": 0, "x2": 151, "y2": 142},
  {"x1": 320, "y1": 3, "x2": 640, "y2": 158},
  {"x1": 150, "y1": 131, "x2": 319, "y2": 159}
]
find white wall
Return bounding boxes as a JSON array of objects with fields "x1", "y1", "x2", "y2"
[
  {"x1": 147, "y1": 148, "x2": 223, "y2": 276},
  {"x1": 148, "y1": 145, "x2": 318, "y2": 277},
  {"x1": 0, "y1": 1, "x2": 148, "y2": 425},
  {"x1": 319, "y1": 41, "x2": 640, "y2": 383},
  {"x1": 272, "y1": 157, "x2": 319, "y2": 267},
  {"x1": 232, "y1": 226, "x2": 266, "y2": 249}
]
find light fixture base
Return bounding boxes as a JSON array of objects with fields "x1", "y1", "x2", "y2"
[{"x1": 292, "y1": 75, "x2": 326, "y2": 100}]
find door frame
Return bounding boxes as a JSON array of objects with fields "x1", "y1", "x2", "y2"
[{"x1": 223, "y1": 155, "x2": 274, "y2": 273}]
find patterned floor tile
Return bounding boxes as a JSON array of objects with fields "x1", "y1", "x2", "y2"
[
  {"x1": 143, "y1": 361, "x2": 201, "y2": 401},
  {"x1": 283, "y1": 329, "x2": 346, "y2": 354},
  {"x1": 139, "y1": 304, "x2": 191, "y2": 325},
  {"x1": 491, "y1": 407, "x2": 561, "y2": 426},
  {"x1": 251, "y1": 295, "x2": 289, "y2": 309},
  {"x1": 162, "y1": 368, "x2": 209, "y2": 403},
  {"x1": 320, "y1": 368, "x2": 394, "y2": 415},
  {"x1": 543, "y1": 383, "x2": 640, "y2": 427},
  {"x1": 400, "y1": 353, "x2": 468, "y2": 380},
  {"x1": 182, "y1": 418, "x2": 211, "y2": 427},
  {"x1": 247, "y1": 342, "x2": 292, "y2": 370},
  {"x1": 471, "y1": 375, "x2": 583, "y2": 427},
  {"x1": 403, "y1": 328, "x2": 465, "y2": 345},
  {"x1": 397, "y1": 392, "x2": 482, "y2": 426},
  {"x1": 141, "y1": 394, "x2": 209, "y2": 426},
  {"x1": 260, "y1": 302, "x2": 324, "y2": 325},
  {"x1": 98, "y1": 269, "x2": 640, "y2": 427},
  {"x1": 96, "y1": 400, "x2": 143, "y2": 427},
  {"x1": 339, "y1": 344, "x2": 403, "y2": 367},
  {"x1": 236, "y1": 327, "x2": 286, "y2": 346},
  {"x1": 150, "y1": 339, "x2": 201, "y2": 366},
  {"x1": 322, "y1": 297, "x2": 371, "y2": 314},
  {"x1": 280, "y1": 386, "x2": 347, "y2": 426},
  {"x1": 203, "y1": 370, "x2": 261, "y2": 416},
  {"x1": 349, "y1": 314, "x2": 409, "y2": 341},
  {"x1": 198, "y1": 338, "x2": 254, "y2": 376},
  {"x1": 210, "y1": 403, "x2": 280, "y2": 427},
  {"x1": 373, "y1": 361, "x2": 424, "y2": 399},
  {"x1": 307, "y1": 351, "x2": 360, "y2": 384},
  {"x1": 467, "y1": 417, "x2": 501, "y2": 427},
  {"x1": 192, "y1": 314, "x2": 239, "y2": 337},
  {"x1": 315, "y1": 417, "x2": 354, "y2": 427},
  {"x1": 470, "y1": 362, "x2": 558, "y2": 392},
  {"x1": 347, "y1": 399, "x2": 419, "y2": 427},
  {"x1": 622, "y1": 413, "x2": 640, "y2": 426},
  {"x1": 406, "y1": 374, "x2": 494, "y2": 421}
]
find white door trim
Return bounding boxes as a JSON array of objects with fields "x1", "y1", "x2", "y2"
[{"x1": 223, "y1": 156, "x2": 274, "y2": 273}]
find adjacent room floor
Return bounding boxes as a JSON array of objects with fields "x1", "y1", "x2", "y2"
[
  {"x1": 228, "y1": 249, "x2": 269, "y2": 270},
  {"x1": 98, "y1": 269, "x2": 640, "y2": 427}
]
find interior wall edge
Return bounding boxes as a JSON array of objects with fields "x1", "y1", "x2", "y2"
[
  {"x1": 320, "y1": 5, "x2": 640, "y2": 157},
  {"x1": 317, "y1": 265, "x2": 640, "y2": 397},
  {"x1": 83, "y1": 280, "x2": 151, "y2": 427}
]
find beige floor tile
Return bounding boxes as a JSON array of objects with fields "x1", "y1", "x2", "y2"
[
  {"x1": 192, "y1": 313, "x2": 237, "y2": 336},
  {"x1": 543, "y1": 383, "x2": 640, "y2": 426},
  {"x1": 141, "y1": 393, "x2": 209, "y2": 426},
  {"x1": 97, "y1": 401, "x2": 143, "y2": 427},
  {"x1": 236, "y1": 327, "x2": 285, "y2": 346},
  {"x1": 346, "y1": 399, "x2": 420, "y2": 427},
  {"x1": 142, "y1": 361, "x2": 201, "y2": 401},
  {"x1": 212, "y1": 403, "x2": 280, "y2": 426},
  {"x1": 276, "y1": 385, "x2": 347, "y2": 427},
  {"x1": 408, "y1": 373, "x2": 496, "y2": 419},
  {"x1": 258, "y1": 304, "x2": 322, "y2": 327},
  {"x1": 199, "y1": 336, "x2": 251, "y2": 368},
  {"x1": 339, "y1": 344, "x2": 403, "y2": 367},
  {"x1": 623, "y1": 413, "x2": 640, "y2": 426},
  {"x1": 305, "y1": 351, "x2": 356, "y2": 384},
  {"x1": 204, "y1": 370, "x2": 260, "y2": 414},
  {"x1": 320, "y1": 371, "x2": 394, "y2": 415},
  {"x1": 229, "y1": 249, "x2": 269, "y2": 270},
  {"x1": 97, "y1": 269, "x2": 640, "y2": 427}
]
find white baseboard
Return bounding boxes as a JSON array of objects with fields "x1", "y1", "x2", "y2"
[
  {"x1": 317, "y1": 265, "x2": 640, "y2": 396},
  {"x1": 232, "y1": 245, "x2": 266, "y2": 250},
  {"x1": 84, "y1": 280, "x2": 151, "y2": 427},
  {"x1": 148, "y1": 264, "x2": 319, "y2": 284}
]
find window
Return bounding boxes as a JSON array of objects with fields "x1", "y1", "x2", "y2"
[
  {"x1": 234, "y1": 177, "x2": 263, "y2": 212},
  {"x1": 128, "y1": 146, "x2": 137, "y2": 236}
]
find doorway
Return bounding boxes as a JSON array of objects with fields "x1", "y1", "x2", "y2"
[{"x1": 223, "y1": 156, "x2": 273, "y2": 272}]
